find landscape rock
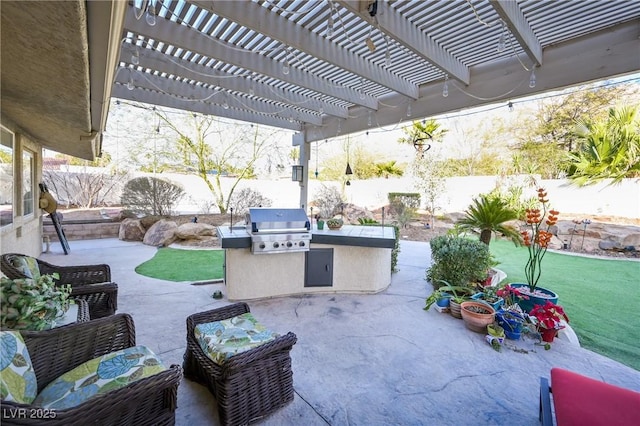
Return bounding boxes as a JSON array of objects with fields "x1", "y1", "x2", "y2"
[
  {"x1": 622, "y1": 233, "x2": 640, "y2": 247},
  {"x1": 175, "y1": 223, "x2": 217, "y2": 240},
  {"x1": 598, "y1": 239, "x2": 625, "y2": 251},
  {"x1": 342, "y1": 204, "x2": 374, "y2": 224},
  {"x1": 143, "y1": 219, "x2": 178, "y2": 247},
  {"x1": 140, "y1": 215, "x2": 167, "y2": 230},
  {"x1": 118, "y1": 218, "x2": 146, "y2": 241}
]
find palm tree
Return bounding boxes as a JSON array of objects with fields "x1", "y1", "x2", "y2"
[
  {"x1": 456, "y1": 195, "x2": 522, "y2": 246},
  {"x1": 398, "y1": 119, "x2": 448, "y2": 157},
  {"x1": 568, "y1": 105, "x2": 640, "y2": 186}
]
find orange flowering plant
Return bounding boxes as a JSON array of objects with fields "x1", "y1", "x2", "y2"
[{"x1": 520, "y1": 188, "x2": 559, "y2": 293}]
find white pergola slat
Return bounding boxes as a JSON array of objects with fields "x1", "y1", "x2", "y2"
[
  {"x1": 113, "y1": 0, "x2": 639, "y2": 142},
  {"x1": 193, "y1": 0, "x2": 420, "y2": 100}
]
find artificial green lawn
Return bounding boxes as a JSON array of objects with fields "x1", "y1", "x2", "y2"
[
  {"x1": 490, "y1": 238, "x2": 640, "y2": 371},
  {"x1": 135, "y1": 248, "x2": 224, "y2": 282}
]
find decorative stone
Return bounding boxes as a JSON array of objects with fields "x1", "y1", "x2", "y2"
[
  {"x1": 143, "y1": 219, "x2": 178, "y2": 247},
  {"x1": 622, "y1": 233, "x2": 640, "y2": 247},
  {"x1": 175, "y1": 223, "x2": 217, "y2": 240},
  {"x1": 118, "y1": 218, "x2": 146, "y2": 241},
  {"x1": 598, "y1": 240, "x2": 625, "y2": 251}
]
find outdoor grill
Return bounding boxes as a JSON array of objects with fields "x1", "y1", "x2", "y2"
[{"x1": 246, "y1": 208, "x2": 311, "y2": 254}]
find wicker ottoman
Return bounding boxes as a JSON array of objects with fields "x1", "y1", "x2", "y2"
[{"x1": 183, "y1": 303, "x2": 297, "y2": 426}]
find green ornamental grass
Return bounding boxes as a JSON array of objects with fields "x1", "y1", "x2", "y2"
[
  {"x1": 135, "y1": 248, "x2": 224, "y2": 282},
  {"x1": 490, "y1": 239, "x2": 640, "y2": 371}
]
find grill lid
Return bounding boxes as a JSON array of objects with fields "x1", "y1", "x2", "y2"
[{"x1": 248, "y1": 208, "x2": 310, "y2": 232}]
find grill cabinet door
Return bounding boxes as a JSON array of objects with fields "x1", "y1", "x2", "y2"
[{"x1": 305, "y1": 248, "x2": 333, "y2": 287}]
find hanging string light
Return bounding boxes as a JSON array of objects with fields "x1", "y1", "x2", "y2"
[
  {"x1": 367, "y1": 111, "x2": 372, "y2": 127},
  {"x1": 442, "y1": 74, "x2": 449, "y2": 97},
  {"x1": 508, "y1": 101, "x2": 514, "y2": 112},
  {"x1": 326, "y1": 1, "x2": 335, "y2": 38},
  {"x1": 132, "y1": 47, "x2": 140, "y2": 65},
  {"x1": 406, "y1": 104, "x2": 412, "y2": 117},
  {"x1": 282, "y1": 48, "x2": 291, "y2": 75},
  {"x1": 497, "y1": 20, "x2": 506, "y2": 52},
  {"x1": 359, "y1": 77, "x2": 366, "y2": 100},
  {"x1": 529, "y1": 68, "x2": 537, "y2": 88},
  {"x1": 145, "y1": 2, "x2": 157, "y2": 26},
  {"x1": 127, "y1": 68, "x2": 135, "y2": 90}
]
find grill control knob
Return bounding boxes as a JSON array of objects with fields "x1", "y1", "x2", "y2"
[
  {"x1": 286, "y1": 241, "x2": 293, "y2": 248},
  {"x1": 259, "y1": 243, "x2": 266, "y2": 249},
  {"x1": 299, "y1": 241, "x2": 305, "y2": 247},
  {"x1": 273, "y1": 242, "x2": 280, "y2": 248}
]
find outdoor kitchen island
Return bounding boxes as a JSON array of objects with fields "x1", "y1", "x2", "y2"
[{"x1": 217, "y1": 212, "x2": 396, "y2": 300}]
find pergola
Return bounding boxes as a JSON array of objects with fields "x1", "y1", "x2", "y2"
[{"x1": 2, "y1": 0, "x2": 639, "y2": 205}]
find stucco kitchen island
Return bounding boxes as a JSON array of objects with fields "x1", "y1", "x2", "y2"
[{"x1": 217, "y1": 224, "x2": 396, "y2": 300}]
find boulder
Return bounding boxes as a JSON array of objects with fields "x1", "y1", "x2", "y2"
[
  {"x1": 622, "y1": 233, "x2": 640, "y2": 247},
  {"x1": 140, "y1": 215, "x2": 165, "y2": 230},
  {"x1": 342, "y1": 203, "x2": 374, "y2": 224},
  {"x1": 119, "y1": 218, "x2": 146, "y2": 241},
  {"x1": 143, "y1": 219, "x2": 178, "y2": 247},
  {"x1": 598, "y1": 239, "x2": 625, "y2": 251},
  {"x1": 175, "y1": 223, "x2": 217, "y2": 240}
]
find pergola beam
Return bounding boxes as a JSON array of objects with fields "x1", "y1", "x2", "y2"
[
  {"x1": 115, "y1": 68, "x2": 323, "y2": 125},
  {"x1": 119, "y1": 44, "x2": 348, "y2": 119},
  {"x1": 123, "y1": 7, "x2": 378, "y2": 110},
  {"x1": 489, "y1": 0, "x2": 543, "y2": 66},
  {"x1": 112, "y1": 85, "x2": 302, "y2": 131},
  {"x1": 337, "y1": 0, "x2": 470, "y2": 85},
  {"x1": 193, "y1": 0, "x2": 419, "y2": 100}
]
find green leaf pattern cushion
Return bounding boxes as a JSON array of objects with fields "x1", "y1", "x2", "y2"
[
  {"x1": 0, "y1": 331, "x2": 38, "y2": 404},
  {"x1": 33, "y1": 345, "x2": 166, "y2": 409},
  {"x1": 194, "y1": 313, "x2": 280, "y2": 365},
  {"x1": 11, "y1": 256, "x2": 41, "y2": 280}
]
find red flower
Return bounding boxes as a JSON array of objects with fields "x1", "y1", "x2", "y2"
[{"x1": 529, "y1": 301, "x2": 569, "y2": 330}]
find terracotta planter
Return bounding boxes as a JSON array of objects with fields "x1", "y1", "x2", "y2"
[
  {"x1": 460, "y1": 301, "x2": 496, "y2": 333},
  {"x1": 449, "y1": 300, "x2": 463, "y2": 319}
]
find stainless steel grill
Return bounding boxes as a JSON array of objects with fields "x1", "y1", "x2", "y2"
[{"x1": 247, "y1": 208, "x2": 311, "y2": 254}]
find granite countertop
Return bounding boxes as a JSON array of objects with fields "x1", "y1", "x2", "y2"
[{"x1": 217, "y1": 225, "x2": 395, "y2": 249}]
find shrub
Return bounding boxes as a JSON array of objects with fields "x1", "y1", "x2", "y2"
[
  {"x1": 312, "y1": 185, "x2": 344, "y2": 218},
  {"x1": 426, "y1": 235, "x2": 493, "y2": 288},
  {"x1": 228, "y1": 188, "x2": 272, "y2": 215},
  {"x1": 121, "y1": 176, "x2": 185, "y2": 216}
]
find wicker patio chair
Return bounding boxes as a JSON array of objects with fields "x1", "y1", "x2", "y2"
[
  {"x1": 184, "y1": 303, "x2": 297, "y2": 426},
  {"x1": 1, "y1": 313, "x2": 182, "y2": 426},
  {"x1": 1, "y1": 253, "x2": 117, "y2": 319}
]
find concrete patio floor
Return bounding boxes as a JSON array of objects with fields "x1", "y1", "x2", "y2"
[{"x1": 41, "y1": 238, "x2": 640, "y2": 425}]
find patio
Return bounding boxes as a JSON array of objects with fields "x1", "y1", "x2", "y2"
[{"x1": 40, "y1": 238, "x2": 640, "y2": 425}]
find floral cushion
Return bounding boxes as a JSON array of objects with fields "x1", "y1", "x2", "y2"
[
  {"x1": 195, "y1": 313, "x2": 280, "y2": 365},
  {"x1": 33, "y1": 346, "x2": 166, "y2": 409},
  {"x1": 0, "y1": 331, "x2": 38, "y2": 404},
  {"x1": 10, "y1": 256, "x2": 41, "y2": 280}
]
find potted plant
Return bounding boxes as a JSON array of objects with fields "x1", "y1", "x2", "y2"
[
  {"x1": 423, "y1": 283, "x2": 473, "y2": 311},
  {"x1": 0, "y1": 273, "x2": 73, "y2": 330},
  {"x1": 471, "y1": 284, "x2": 504, "y2": 311},
  {"x1": 511, "y1": 187, "x2": 560, "y2": 312},
  {"x1": 529, "y1": 301, "x2": 569, "y2": 343},
  {"x1": 456, "y1": 194, "x2": 522, "y2": 246},
  {"x1": 314, "y1": 214, "x2": 325, "y2": 230},
  {"x1": 326, "y1": 218, "x2": 344, "y2": 230},
  {"x1": 460, "y1": 301, "x2": 496, "y2": 333},
  {"x1": 447, "y1": 286, "x2": 474, "y2": 319},
  {"x1": 495, "y1": 284, "x2": 528, "y2": 339},
  {"x1": 426, "y1": 235, "x2": 494, "y2": 289}
]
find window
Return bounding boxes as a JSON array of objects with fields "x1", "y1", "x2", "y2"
[
  {"x1": 23, "y1": 150, "x2": 34, "y2": 216},
  {"x1": 0, "y1": 127, "x2": 13, "y2": 227}
]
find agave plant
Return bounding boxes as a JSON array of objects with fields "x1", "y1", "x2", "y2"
[{"x1": 456, "y1": 195, "x2": 522, "y2": 246}]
